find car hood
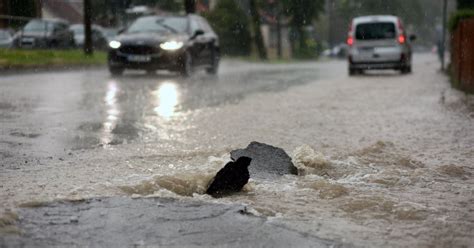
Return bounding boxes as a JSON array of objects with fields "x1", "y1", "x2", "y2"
[{"x1": 116, "y1": 32, "x2": 189, "y2": 46}]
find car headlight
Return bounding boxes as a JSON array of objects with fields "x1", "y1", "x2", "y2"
[
  {"x1": 160, "y1": 41, "x2": 183, "y2": 50},
  {"x1": 109, "y1": 40, "x2": 121, "y2": 49}
]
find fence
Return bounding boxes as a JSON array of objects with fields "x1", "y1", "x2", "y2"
[{"x1": 451, "y1": 17, "x2": 474, "y2": 92}]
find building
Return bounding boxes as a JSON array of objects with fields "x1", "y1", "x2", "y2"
[{"x1": 41, "y1": 0, "x2": 83, "y2": 23}]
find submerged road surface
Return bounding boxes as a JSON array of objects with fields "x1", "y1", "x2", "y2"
[{"x1": 1, "y1": 54, "x2": 473, "y2": 247}]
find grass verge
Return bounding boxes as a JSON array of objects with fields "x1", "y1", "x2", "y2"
[{"x1": 0, "y1": 49, "x2": 107, "y2": 69}]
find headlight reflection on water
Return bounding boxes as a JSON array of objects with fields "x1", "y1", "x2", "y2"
[
  {"x1": 153, "y1": 81, "x2": 180, "y2": 119},
  {"x1": 101, "y1": 80, "x2": 120, "y2": 145}
]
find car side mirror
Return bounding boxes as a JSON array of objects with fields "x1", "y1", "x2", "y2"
[
  {"x1": 117, "y1": 27, "x2": 126, "y2": 34},
  {"x1": 409, "y1": 34, "x2": 416, "y2": 41},
  {"x1": 191, "y1": 29, "x2": 204, "y2": 39}
]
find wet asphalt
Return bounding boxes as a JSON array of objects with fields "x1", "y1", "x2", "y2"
[
  {"x1": 3, "y1": 55, "x2": 472, "y2": 247},
  {"x1": 1, "y1": 197, "x2": 340, "y2": 247},
  {"x1": 0, "y1": 60, "x2": 337, "y2": 247},
  {"x1": 0, "y1": 60, "x2": 323, "y2": 159}
]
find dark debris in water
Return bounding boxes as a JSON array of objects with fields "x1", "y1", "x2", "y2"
[{"x1": 206, "y1": 156, "x2": 252, "y2": 197}]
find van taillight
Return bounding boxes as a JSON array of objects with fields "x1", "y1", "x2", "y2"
[
  {"x1": 347, "y1": 36, "x2": 354, "y2": 46},
  {"x1": 398, "y1": 34, "x2": 405, "y2": 44},
  {"x1": 347, "y1": 21, "x2": 354, "y2": 46}
]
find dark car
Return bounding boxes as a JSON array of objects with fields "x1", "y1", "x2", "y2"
[
  {"x1": 15, "y1": 19, "x2": 74, "y2": 49},
  {"x1": 107, "y1": 14, "x2": 219, "y2": 76},
  {"x1": 70, "y1": 24, "x2": 108, "y2": 50}
]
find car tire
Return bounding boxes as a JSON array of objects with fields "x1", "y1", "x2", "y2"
[
  {"x1": 349, "y1": 68, "x2": 357, "y2": 76},
  {"x1": 206, "y1": 49, "x2": 219, "y2": 75},
  {"x1": 179, "y1": 51, "x2": 192, "y2": 77},
  {"x1": 109, "y1": 66, "x2": 124, "y2": 76},
  {"x1": 401, "y1": 66, "x2": 411, "y2": 74}
]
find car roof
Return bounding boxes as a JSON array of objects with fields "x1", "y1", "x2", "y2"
[{"x1": 352, "y1": 15, "x2": 399, "y2": 25}]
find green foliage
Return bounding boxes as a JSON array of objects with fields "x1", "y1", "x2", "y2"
[
  {"x1": 337, "y1": 0, "x2": 422, "y2": 27},
  {"x1": 292, "y1": 38, "x2": 320, "y2": 59},
  {"x1": 457, "y1": 0, "x2": 474, "y2": 10},
  {"x1": 8, "y1": 0, "x2": 38, "y2": 28},
  {"x1": 449, "y1": 9, "x2": 474, "y2": 31},
  {"x1": 203, "y1": 0, "x2": 252, "y2": 56},
  {"x1": 281, "y1": 0, "x2": 325, "y2": 27},
  {"x1": 280, "y1": 0, "x2": 324, "y2": 59}
]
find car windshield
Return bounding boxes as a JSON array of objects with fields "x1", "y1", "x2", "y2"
[
  {"x1": 23, "y1": 20, "x2": 54, "y2": 32},
  {"x1": 355, "y1": 22, "x2": 396, "y2": 40},
  {"x1": 126, "y1": 16, "x2": 188, "y2": 34}
]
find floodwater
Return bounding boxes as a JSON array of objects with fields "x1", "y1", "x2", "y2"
[{"x1": 1, "y1": 54, "x2": 473, "y2": 247}]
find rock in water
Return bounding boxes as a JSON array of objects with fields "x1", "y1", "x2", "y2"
[
  {"x1": 231, "y1": 141, "x2": 297, "y2": 179},
  {"x1": 206, "y1": 157, "x2": 252, "y2": 197}
]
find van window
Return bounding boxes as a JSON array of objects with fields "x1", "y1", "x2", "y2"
[{"x1": 355, "y1": 22, "x2": 396, "y2": 40}]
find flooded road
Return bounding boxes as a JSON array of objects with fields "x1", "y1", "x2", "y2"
[{"x1": 1, "y1": 54, "x2": 473, "y2": 247}]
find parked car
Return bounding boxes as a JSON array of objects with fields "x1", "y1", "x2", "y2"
[
  {"x1": 347, "y1": 15, "x2": 416, "y2": 75},
  {"x1": 0, "y1": 29, "x2": 14, "y2": 48},
  {"x1": 15, "y1": 19, "x2": 74, "y2": 49},
  {"x1": 322, "y1": 43, "x2": 348, "y2": 58},
  {"x1": 70, "y1": 24, "x2": 108, "y2": 50},
  {"x1": 107, "y1": 14, "x2": 220, "y2": 76},
  {"x1": 102, "y1": 28, "x2": 119, "y2": 43}
]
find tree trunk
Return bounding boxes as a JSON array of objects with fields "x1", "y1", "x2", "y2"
[
  {"x1": 276, "y1": 13, "x2": 282, "y2": 59},
  {"x1": 184, "y1": 0, "x2": 196, "y2": 14},
  {"x1": 83, "y1": 0, "x2": 93, "y2": 55},
  {"x1": 249, "y1": 0, "x2": 267, "y2": 60}
]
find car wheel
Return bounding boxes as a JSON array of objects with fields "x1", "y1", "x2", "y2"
[
  {"x1": 349, "y1": 68, "x2": 357, "y2": 76},
  {"x1": 179, "y1": 51, "x2": 192, "y2": 77},
  {"x1": 206, "y1": 49, "x2": 219, "y2": 75},
  {"x1": 400, "y1": 66, "x2": 411, "y2": 74},
  {"x1": 109, "y1": 66, "x2": 124, "y2": 76}
]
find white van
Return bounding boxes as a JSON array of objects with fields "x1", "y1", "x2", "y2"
[{"x1": 347, "y1": 15, "x2": 415, "y2": 75}]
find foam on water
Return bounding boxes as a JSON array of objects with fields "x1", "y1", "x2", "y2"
[{"x1": 118, "y1": 155, "x2": 230, "y2": 197}]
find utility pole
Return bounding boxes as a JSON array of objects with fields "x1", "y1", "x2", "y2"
[
  {"x1": 276, "y1": 12, "x2": 282, "y2": 59},
  {"x1": 440, "y1": 0, "x2": 447, "y2": 70},
  {"x1": 83, "y1": 0, "x2": 93, "y2": 55},
  {"x1": 327, "y1": 0, "x2": 333, "y2": 48},
  {"x1": 271, "y1": 0, "x2": 282, "y2": 59}
]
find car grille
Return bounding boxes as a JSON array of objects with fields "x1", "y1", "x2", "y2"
[{"x1": 119, "y1": 45, "x2": 158, "y2": 55}]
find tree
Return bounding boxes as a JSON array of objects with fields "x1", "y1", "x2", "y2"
[
  {"x1": 84, "y1": 0, "x2": 93, "y2": 55},
  {"x1": 457, "y1": 0, "x2": 474, "y2": 10},
  {"x1": 327, "y1": 0, "x2": 423, "y2": 46},
  {"x1": 281, "y1": 0, "x2": 325, "y2": 58},
  {"x1": 184, "y1": 0, "x2": 196, "y2": 13},
  {"x1": 249, "y1": 0, "x2": 267, "y2": 60},
  {"x1": 203, "y1": 0, "x2": 252, "y2": 56}
]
